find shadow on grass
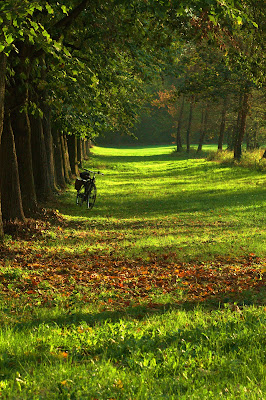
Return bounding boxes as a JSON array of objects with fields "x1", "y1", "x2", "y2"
[
  {"x1": 60, "y1": 184, "x2": 266, "y2": 220},
  {"x1": 1, "y1": 295, "x2": 264, "y2": 400},
  {"x1": 0, "y1": 290, "x2": 264, "y2": 393},
  {"x1": 1, "y1": 282, "x2": 264, "y2": 390},
  {"x1": 9, "y1": 285, "x2": 265, "y2": 334},
  {"x1": 28, "y1": 152, "x2": 265, "y2": 225},
  {"x1": 55, "y1": 153, "x2": 265, "y2": 219},
  {"x1": 91, "y1": 147, "x2": 215, "y2": 164}
]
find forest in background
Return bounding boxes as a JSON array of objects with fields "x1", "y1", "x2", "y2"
[
  {"x1": 0, "y1": 0, "x2": 265, "y2": 238},
  {"x1": 97, "y1": 85, "x2": 266, "y2": 149},
  {"x1": 97, "y1": 49, "x2": 266, "y2": 149}
]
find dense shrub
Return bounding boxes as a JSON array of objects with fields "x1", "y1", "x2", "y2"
[{"x1": 207, "y1": 149, "x2": 266, "y2": 171}]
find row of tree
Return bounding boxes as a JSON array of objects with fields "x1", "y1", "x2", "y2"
[
  {"x1": 0, "y1": 0, "x2": 168, "y2": 237},
  {"x1": 151, "y1": 38, "x2": 265, "y2": 153},
  {"x1": 0, "y1": 0, "x2": 265, "y2": 238},
  {"x1": 99, "y1": 81, "x2": 265, "y2": 150}
]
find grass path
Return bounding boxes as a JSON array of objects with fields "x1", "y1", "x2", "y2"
[
  {"x1": 53, "y1": 145, "x2": 265, "y2": 262},
  {"x1": 0, "y1": 145, "x2": 265, "y2": 399}
]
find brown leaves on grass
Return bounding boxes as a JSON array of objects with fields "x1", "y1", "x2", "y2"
[
  {"x1": 0, "y1": 250, "x2": 264, "y2": 309},
  {"x1": 3, "y1": 219, "x2": 48, "y2": 240},
  {"x1": 3, "y1": 209, "x2": 65, "y2": 240}
]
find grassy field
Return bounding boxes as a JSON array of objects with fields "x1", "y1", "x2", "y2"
[
  {"x1": 0, "y1": 145, "x2": 265, "y2": 399},
  {"x1": 56, "y1": 145, "x2": 265, "y2": 261}
]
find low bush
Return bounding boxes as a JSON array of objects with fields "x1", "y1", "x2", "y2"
[{"x1": 207, "y1": 149, "x2": 266, "y2": 171}]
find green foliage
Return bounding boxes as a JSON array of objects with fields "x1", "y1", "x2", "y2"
[
  {"x1": 3, "y1": 0, "x2": 264, "y2": 142},
  {"x1": 0, "y1": 1, "x2": 68, "y2": 55},
  {"x1": 208, "y1": 148, "x2": 266, "y2": 171}
]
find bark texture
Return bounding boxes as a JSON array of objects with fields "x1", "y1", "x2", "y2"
[
  {"x1": 67, "y1": 135, "x2": 79, "y2": 176},
  {"x1": 12, "y1": 106, "x2": 37, "y2": 215},
  {"x1": 0, "y1": 53, "x2": 7, "y2": 238},
  {"x1": 176, "y1": 95, "x2": 184, "y2": 152},
  {"x1": 30, "y1": 113, "x2": 52, "y2": 201},
  {"x1": 0, "y1": 114, "x2": 25, "y2": 221},
  {"x1": 218, "y1": 97, "x2": 227, "y2": 151},
  {"x1": 234, "y1": 90, "x2": 250, "y2": 160},
  {"x1": 52, "y1": 129, "x2": 66, "y2": 188},
  {"x1": 60, "y1": 133, "x2": 72, "y2": 183},
  {"x1": 186, "y1": 101, "x2": 193, "y2": 153},
  {"x1": 42, "y1": 105, "x2": 58, "y2": 192},
  {"x1": 197, "y1": 105, "x2": 209, "y2": 153}
]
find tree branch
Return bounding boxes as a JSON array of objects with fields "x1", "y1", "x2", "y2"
[{"x1": 53, "y1": 0, "x2": 90, "y2": 31}]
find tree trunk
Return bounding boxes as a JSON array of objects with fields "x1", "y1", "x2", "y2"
[
  {"x1": 82, "y1": 139, "x2": 88, "y2": 160},
  {"x1": 12, "y1": 105, "x2": 37, "y2": 215},
  {"x1": 227, "y1": 94, "x2": 242, "y2": 151},
  {"x1": 197, "y1": 106, "x2": 205, "y2": 152},
  {"x1": 30, "y1": 113, "x2": 52, "y2": 201},
  {"x1": 60, "y1": 133, "x2": 72, "y2": 183},
  {"x1": 186, "y1": 101, "x2": 194, "y2": 153},
  {"x1": 42, "y1": 104, "x2": 58, "y2": 193},
  {"x1": 85, "y1": 139, "x2": 91, "y2": 158},
  {"x1": 77, "y1": 137, "x2": 82, "y2": 168},
  {"x1": 64, "y1": 135, "x2": 72, "y2": 178},
  {"x1": 67, "y1": 134, "x2": 79, "y2": 176},
  {"x1": 0, "y1": 114, "x2": 25, "y2": 221},
  {"x1": 253, "y1": 121, "x2": 259, "y2": 149},
  {"x1": 234, "y1": 90, "x2": 250, "y2": 160},
  {"x1": 81, "y1": 139, "x2": 85, "y2": 160},
  {"x1": 218, "y1": 96, "x2": 227, "y2": 151},
  {"x1": 246, "y1": 128, "x2": 252, "y2": 150},
  {"x1": 39, "y1": 55, "x2": 58, "y2": 193},
  {"x1": 197, "y1": 104, "x2": 209, "y2": 152},
  {"x1": 86, "y1": 139, "x2": 92, "y2": 158},
  {"x1": 176, "y1": 95, "x2": 184, "y2": 152},
  {"x1": 7, "y1": 46, "x2": 37, "y2": 216},
  {"x1": 0, "y1": 53, "x2": 7, "y2": 238},
  {"x1": 52, "y1": 129, "x2": 66, "y2": 188},
  {"x1": 246, "y1": 120, "x2": 259, "y2": 150}
]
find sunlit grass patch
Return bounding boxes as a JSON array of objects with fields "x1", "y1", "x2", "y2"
[
  {"x1": 6, "y1": 142, "x2": 262, "y2": 264},
  {"x1": 0, "y1": 305, "x2": 265, "y2": 399}
]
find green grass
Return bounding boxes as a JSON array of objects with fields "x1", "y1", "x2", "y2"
[
  {"x1": 45, "y1": 145, "x2": 265, "y2": 262},
  {"x1": 0, "y1": 145, "x2": 265, "y2": 399},
  {"x1": 0, "y1": 305, "x2": 265, "y2": 399}
]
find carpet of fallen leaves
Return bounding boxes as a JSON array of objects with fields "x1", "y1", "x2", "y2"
[
  {"x1": 0, "y1": 211, "x2": 265, "y2": 309},
  {"x1": 0, "y1": 243, "x2": 265, "y2": 309}
]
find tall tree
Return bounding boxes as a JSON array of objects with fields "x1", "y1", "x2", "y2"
[
  {"x1": 0, "y1": 113, "x2": 25, "y2": 221},
  {"x1": 0, "y1": 52, "x2": 6, "y2": 239},
  {"x1": 218, "y1": 96, "x2": 228, "y2": 151},
  {"x1": 197, "y1": 103, "x2": 209, "y2": 153},
  {"x1": 186, "y1": 100, "x2": 194, "y2": 153}
]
